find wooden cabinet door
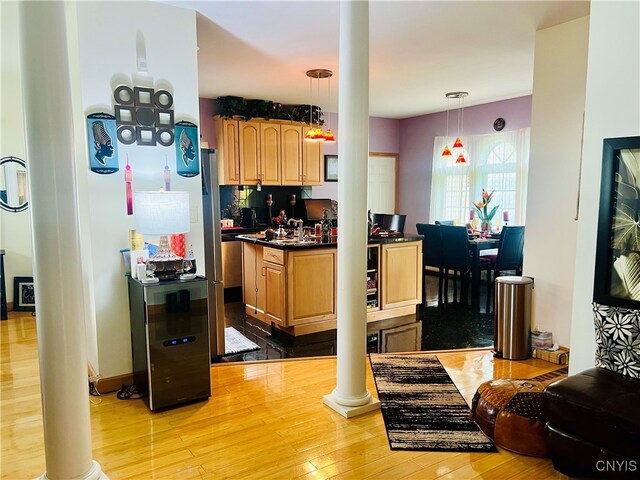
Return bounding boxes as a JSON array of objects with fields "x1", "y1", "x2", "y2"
[
  {"x1": 287, "y1": 249, "x2": 336, "y2": 325},
  {"x1": 239, "y1": 121, "x2": 260, "y2": 185},
  {"x1": 242, "y1": 242, "x2": 265, "y2": 316},
  {"x1": 265, "y1": 261, "x2": 285, "y2": 325},
  {"x1": 302, "y1": 137, "x2": 323, "y2": 185},
  {"x1": 214, "y1": 116, "x2": 239, "y2": 185},
  {"x1": 260, "y1": 123, "x2": 281, "y2": 185},
  {"x1": 281, "y1": 125, "x2": 303, "y2": 185},
  {"x1": 221, "y1": 240, "x2": 242, "y2": 288},
  {"x1": 381, "y1": 242, "x2": 422, "y2": 309}
]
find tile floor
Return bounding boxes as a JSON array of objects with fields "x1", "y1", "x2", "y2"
[{"x1": 217, "y1": 273, "x2": 496, "y2": 363}]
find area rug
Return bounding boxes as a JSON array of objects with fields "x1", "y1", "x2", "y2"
[
  {"x1": 369, "y1": 353, "x2": 497, "y2": 452},
  {"x1": 224, "y1": 327, "x2": 260, "y2": 355}
]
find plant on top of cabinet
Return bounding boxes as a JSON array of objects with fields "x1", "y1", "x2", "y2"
[{"x1": 217, "y1": 96, "x2": 323, "y2": 124}]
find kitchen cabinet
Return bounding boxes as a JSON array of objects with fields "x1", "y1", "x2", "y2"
[
  {"x1": 281, "y1": 124, "x2": 303, "y2": 185},
  {"x1": 239, "y1": 121, "x2": 261, "y2": 185},
  {"x1": 214, "y1": 116, "x2": 240, "y2": 185},
  {"x1": 302, "y1": 137, "x2": 323, "y2": 185},
  {"x1": 214, "y1": 116, "x2": 321, "y2": 186},
  {"x1": 380, "y1": 242, "x2": 423, "y2": 309},
  {"x1": 240, "y1": 236, "x2": 422, "y2": 335},
  {"x1": 260, "y1": 123, "x2": 281, "y2": 185},
  {"x1": 221, "y1": 240, "x2": 242, "y2": 288},
  {"x1": 242, "y1": 242, "x2": 265, "y2": 318}
]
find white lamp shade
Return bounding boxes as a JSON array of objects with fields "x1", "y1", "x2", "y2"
[{"x1": 134, "y1": 191, "x2": 190, "y2": 235}]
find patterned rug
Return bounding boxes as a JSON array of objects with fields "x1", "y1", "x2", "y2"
[
  {"x1": 369, "y1": 353, "x2": 497, "y2": 452},
  {"x1": 224, "y1": 327, "x2": 260, "y2": 355}
]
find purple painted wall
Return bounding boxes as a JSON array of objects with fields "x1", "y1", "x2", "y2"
[
  {"x1": 399, "y1": 95, "x2": 532, "y2": 233},
  {"x1": 198, "y1": 95, "x2": 530, "y2": 228}
]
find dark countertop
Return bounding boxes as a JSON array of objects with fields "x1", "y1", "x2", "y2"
[
  {"x1": 221, "y1": 227, "x2": 265, "y2": 242},
  {"x1": 236, "y1": 233, "x2": 423, "y2": 250}
]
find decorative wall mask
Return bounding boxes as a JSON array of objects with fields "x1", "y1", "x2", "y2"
[
  {"x1": 174, "y1": 121, "x2": 199, "y2": 177},
  {"x1": 87, "y1": 113, "x2": 119, "y2": 174},
  {"x1": 113, "y1": 85, "x2": 174, "y2": 147}
]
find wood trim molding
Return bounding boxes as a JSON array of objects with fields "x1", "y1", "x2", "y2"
[{"x1": 93, "y1": 373, "x2": 134, "y2": 395}]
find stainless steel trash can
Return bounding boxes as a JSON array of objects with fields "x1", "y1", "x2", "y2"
[{"x1": 494, "y1": 276, "x2": 533, "y2": 360}]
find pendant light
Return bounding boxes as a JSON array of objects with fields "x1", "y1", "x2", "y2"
[
  {"x1": 324, "y1": 71, "x2": 336, "y2": 143},
  {"x1": 304, "y1": 69, "x2": 333, "y2": 142},
  {"x1": 444, "y1": 91, "x2": 468, "y2": 164},
  {"x1": 441, "y1": 94, "x2": 452, "y2": 157}
]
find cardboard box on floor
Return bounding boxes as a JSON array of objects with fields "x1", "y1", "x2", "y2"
[{"x1": 532, "y1": 347, "x2": 570, "y2": 365}]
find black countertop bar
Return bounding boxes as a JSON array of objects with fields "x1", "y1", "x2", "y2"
[{"x1": 236, "y1": 233, "x2": 423, "y2": 250}]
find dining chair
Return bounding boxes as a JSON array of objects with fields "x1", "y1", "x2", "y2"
[
  {"x1": 440, "y1": 225, "x2": 492, "y2": 304},
  {"x1": 485, "y1": 225, "x2": 525, "y2": 277},
  {"x1": 416, "y1": 223, "x2": 444, "y2": 304}
]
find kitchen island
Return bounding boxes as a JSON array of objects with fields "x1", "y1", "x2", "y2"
[{"x1": 237, "y1": 233, "x2": 423, "y2": 336}]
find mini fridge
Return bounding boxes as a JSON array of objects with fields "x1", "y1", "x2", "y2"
[{"x1": 128, "y1": 276, "x2": 211, "y2": 410}]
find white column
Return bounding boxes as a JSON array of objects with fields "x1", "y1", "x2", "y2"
[
  {"x1": 19, "y1": 2, "x2": 106, "y2": 479},
  {"x1": 323, "y1": 0, "x2": 380, "y2": 418}
]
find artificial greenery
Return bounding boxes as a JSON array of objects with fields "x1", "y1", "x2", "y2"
[{"x1": 217, "y1": 96, "x2": 323, "y2": 125}]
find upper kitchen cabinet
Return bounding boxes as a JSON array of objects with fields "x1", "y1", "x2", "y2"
[
  {"x1": 214, "y1": 116, "x2": 240, "y2": 185},
  {"x1": 302, "y1": 137, "x2": 323, "y2": 186},
  {"x1": 281, "y1": 124, "x2": 303, "y2": 185},
  {"x1": 214, "y1": 116, "x2": 322, "y2": 186}
]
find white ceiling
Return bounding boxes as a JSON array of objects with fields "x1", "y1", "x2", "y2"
[{"x1": 166, "y1": 0, "x2": 589, "y2": 119}]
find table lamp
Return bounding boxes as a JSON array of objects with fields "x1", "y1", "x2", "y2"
[{"x1": 134, "y1": 191, "x2": 190, "y2": 280}]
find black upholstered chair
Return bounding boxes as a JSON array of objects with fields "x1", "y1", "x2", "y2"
[
  {"x1": 416, "y1": 223, "x2": 444, "y2": 304},
  {"x1": 440, "y1": 225, "x2": 492, "y2": 304},
  {"x1": 485, "y1": 225, "x2": 525, "y2": 277}
]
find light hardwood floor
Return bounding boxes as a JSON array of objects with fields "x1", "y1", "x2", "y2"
[{"x1": 1, "y1": 312, "x2": 566, "y2": 479}]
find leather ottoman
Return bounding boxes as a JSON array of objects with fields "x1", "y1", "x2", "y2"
[{"x1": 470, "y1": 378, "x2": 550, "y2": 456}]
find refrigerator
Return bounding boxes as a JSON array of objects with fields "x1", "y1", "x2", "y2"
[{"x1": 201, "y1": 148, "x2": 225, "y2": 360}]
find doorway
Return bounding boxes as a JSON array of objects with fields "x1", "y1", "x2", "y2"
[{"x1": 368, "y1": 152, "x2": 398, "y2": 214}]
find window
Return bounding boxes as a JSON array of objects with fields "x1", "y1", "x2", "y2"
[{"x1": 430, "y1": 128, "x2": 530, "y2": 226}]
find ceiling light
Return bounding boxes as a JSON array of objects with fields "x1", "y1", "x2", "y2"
[
  {"x1": 305, "y1": 68, "x2": 333, "y2": 142},
  {"x1": 445, "y1": 91, "x2": 468, "y2": 164}
]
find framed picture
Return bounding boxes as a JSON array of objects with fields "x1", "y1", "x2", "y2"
[
  {"x1": 324, "y1": 155, "x2": 338, "y2": 182},
  {"x1": 13, "y1": 276, "x2": 35, "y2": 312},
  {"x1": 593, "y1": 136, "x2": 640, "y2": 308}
]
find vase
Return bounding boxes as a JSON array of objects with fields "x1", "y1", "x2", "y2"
[{"x1": 481, "y1": 221, "x2": 491, "y2": 233}]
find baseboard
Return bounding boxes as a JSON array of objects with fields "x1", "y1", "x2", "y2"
[
  {"x1": 7, "y1": 302, "x2": 13, "y2": 311},
  {"x1": 92, "y1": 373, "x2": 133, "y2": 395}
]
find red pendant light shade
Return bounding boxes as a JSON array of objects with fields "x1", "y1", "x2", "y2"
[
  {"x1": 324, "y1": 128, "x2": 336, "y2": 143},
  {"x1": 456, "y1": 153, "x2": 466, "y2": 164},
  {"x1": 452, "y1": 137, "x2": 464, "y2": 148},
  {"x1": 441, "y1": 145, "x2": 452, "y2": 157}
]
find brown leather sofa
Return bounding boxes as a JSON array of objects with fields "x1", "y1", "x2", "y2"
[{"x1": 542, "y1": 367, "x2": 640, "y2": 478}]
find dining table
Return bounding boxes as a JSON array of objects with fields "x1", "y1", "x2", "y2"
[{"x1": 468, "y1": 235, "x2": 500, "y2": 304}]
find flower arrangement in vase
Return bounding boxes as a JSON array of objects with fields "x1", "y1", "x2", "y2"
[{"x1": 472, "y1": 189, "x2": 499, "y2": 233}]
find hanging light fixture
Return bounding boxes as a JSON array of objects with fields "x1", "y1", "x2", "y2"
[
  {"x1": 444, "y1": 91, "x2": 468, "y2": 164},
  {"x1": 324, "y1": 70, "x2": 336, "y2": 143},
  {"x1": 304, "y1": 68, "x2": 333, "y2": 142},
  {"x1": 441, "y1": 94, "x2": 452, "y2": 157}
]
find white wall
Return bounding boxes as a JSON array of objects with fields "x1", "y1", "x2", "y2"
[
  {"x1": 523, "y1": 17, "x2": 589, "y2": 348},
  {"x1": 0, "y1": 1, "x2": 33, "y2": 304},
  {"x1": 570, "y1": 0, "x2": 640, "y2": 373},
  {"x1": 74, "y1": 1, "x2": 202, "y2": 377}
]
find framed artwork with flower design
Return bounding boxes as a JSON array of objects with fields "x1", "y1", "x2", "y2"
[{"x1": 594, "y1": 136, "x2": 640, "y2": 308}]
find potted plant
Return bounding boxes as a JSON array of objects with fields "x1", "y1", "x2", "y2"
[{"x1": 472, "y1": 189, "x2": 499, "y2": 232}]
